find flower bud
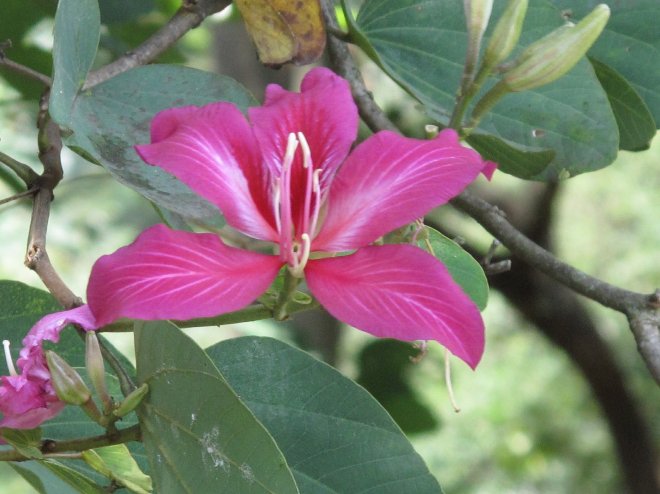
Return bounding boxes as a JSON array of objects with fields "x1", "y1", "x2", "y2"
[
  {"x1": 483, "y1": 0, "x2": 528, "y2": 70},
  {"x1": 85, "y1": 332, "x2": 112, "y2": 412},
  {"x1": 46, "y1": 350, "x2": 91, "y2": 406},
  {"x1": 464, "y1": 0, "x2": 494, "y2": 43},
  {"x1": 503, "y1": 4, "x2": 610, "y2": 92},
  {"x1": 113, "y1": 384, "x2": 149, "y2": 419}
]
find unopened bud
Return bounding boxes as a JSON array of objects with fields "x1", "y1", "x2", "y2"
[
  {"x1": 503, "y1": 4, "x2": 610, "y2": 91},
  {"x1": 46, "y1": 350, "x2": 91, "y2": 406},
  {"x1": 85, "y1": 332, "x2": 112, "y2": 412},
  {"x1": 113, "y1": 384, "x2": 149, "y2": 419},
  {"x1": 483, "y1": 0, "x2": 528, "y2": 70},
  {"x1": 464, "y1": 0, "x2": 494, "y2": 42}
]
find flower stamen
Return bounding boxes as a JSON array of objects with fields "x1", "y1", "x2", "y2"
[
  {"x1": 3, "y1": 340, "x2": 17, "y2": 377},
  {"x1": 278, "y1": 133, "x2": 299, "y2": 261},
  {"x1": 309, "y1": 169, "x2": 323, "y2": 238},
  {"x1": 298, "y1": 132, "x2": 314, "y2": 237}
]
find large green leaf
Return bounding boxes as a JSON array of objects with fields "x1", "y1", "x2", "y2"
[
  {"x1": 207, "y1": 336, "x2": 443, "y2": 493},
  {"x1": 590, "y1": 58, "x2": 655, "y2": 151},
  {"x1": 134, "y1": 321, "x2": 299, "y2": 494},
  {"x1": 50, "y1": 0, "x2": 100, "y2": 126},
  {"x1": 352, "y1": 0, "x2": 619, "y2": 181},
  {"x1": 551, "y1": 0, "x2": 660, "y2": 127},
  {"x1": 65, "y1": 65, "x2": 256, "y2": 228}
]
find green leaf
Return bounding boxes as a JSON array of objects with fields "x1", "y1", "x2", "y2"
[
  {"x1": 0, "y1": 428, "x2": 43, "y2": 459},
  {"x1": 467, "y1": 134, "x2": 555, "y2": 179},
  {"x1": 550, "y1": 0, "x2": 660, "y2": 128},
  {"x1": 417, "y1": 226, "x2": 488, "y2": 311},
  {"x1": 590, "y1": 58, "x2": 655, "y2": 151},
  {"x1": 50, "y1": 0, "x2": 100, "y2": 126},
  {"x1": 65, "y1": 65, "x2": 256, "y2": 228},
  {"x1": 11, "y1": 460, "x2": 106, "y2": 494},
  {"x1": 207, "y1": 337, "x2": 443, "y2": 493},
  {"x1": 352, "y1": 0, "x2": 619, "y2": 180},
  {"x1": 82, "y1": 444, "x2": 152, "y2": 494},
  {"x1": 134, "y1": 321, "x2": 299, "y2": 494}
]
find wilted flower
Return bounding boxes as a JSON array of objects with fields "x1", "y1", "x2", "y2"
[{"x1": 0, "y1": 307, "x2": 95, "y2": 429}]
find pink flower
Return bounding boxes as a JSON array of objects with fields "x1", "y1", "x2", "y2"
[
  {"x1": 0, "y1": 306, "x2": 95, "y2": 429},
  {"x1": 2, "y1": 68, "x2": 494, "y2": 406}
]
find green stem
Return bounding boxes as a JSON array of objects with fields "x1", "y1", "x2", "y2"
[
  {"x1": 0, "y1": 151, "x2": 39, "y2": 186},
  {"x1": 273, "y1": 271, "x2": 302, "y2": 321},
  {"x1": 465, "y1": 79, "x2": 510, "y2": 135},
  {"x1": 0, "y1": 425, "x2": 141, "y2": 462},
  {"x1": 175, "y1": 304, "x2": 274, "y2": 328}
]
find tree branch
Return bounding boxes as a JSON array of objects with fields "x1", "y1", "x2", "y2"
[
  {"x1": 0, "y1": 424, "x2": 141, "y2": 462},
  {"x1": 319, "y1": 0, "x2": 660, "y2": 384},
  {"x1": 0, "y1": 46, "x2": 52, "y2": 87},
  {"x1": 83, "y1": 0, "x2": 231, "y2": 89},
  {"x1": 24, "y1": 94, "x2": 81, "y2": 309}
]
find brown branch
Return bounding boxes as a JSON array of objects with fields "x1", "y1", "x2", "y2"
[
  {"x1": 319, "y1": 0, "x2": 660, "y2": 384},
  {"x1": 0, "y1": 187, "x2": 37, "y2": 206},
  {"x1": 0, "y1": 44, "x2": 52, "y2": 87},
  {"x1": 0, "y1": 424, "x2": 141, "y2": 462},
  {"x1": 83, "y1": 0, "x2": 231, "y2": 89},
  {"x1": 24, "y1": 93, "x2": 81, "y2": 309}
]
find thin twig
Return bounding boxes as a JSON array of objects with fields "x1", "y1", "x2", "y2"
[
  {"x1": 0, "y1": 49, "x2": 52, "y2": 87},
  {"x1": 83, "y1": 0, "x2": 231, "y2": 89},
  {"x1": 319, "y1": 0, "x2": 660, "y2": 384},
  {"x1": 0, "y1": 187, "x2": 37, "y2": 206}
]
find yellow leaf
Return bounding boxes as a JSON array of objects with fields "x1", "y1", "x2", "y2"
[{"x1": 234, "y1": 0, "x2": 326, "y2": 66}]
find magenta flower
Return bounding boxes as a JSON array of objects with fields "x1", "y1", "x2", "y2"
[
  {"x1": 0, "y1": 306, "x2": 95, "y2": 430},
  {"x1": 1, "y1": 69, "x2": 494, "y2": 425},
  {"x1": 118, "y1": 66, "x2": 490, "y2": 367}
]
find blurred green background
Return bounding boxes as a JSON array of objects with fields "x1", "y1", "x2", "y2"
[{"x1": 1, "y1": 2, "x2": 658, "y2": 493}]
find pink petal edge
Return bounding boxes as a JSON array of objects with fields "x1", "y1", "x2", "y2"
[{"x1": 305, "y1": 244, "x2": 485, "y2": 368}]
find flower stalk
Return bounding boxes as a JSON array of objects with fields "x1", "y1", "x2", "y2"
[{"x1": 273, "y1": 270, "x2": 303, "y2": 321}]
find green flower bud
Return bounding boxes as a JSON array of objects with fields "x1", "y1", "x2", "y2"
[
  {"x1": 85, "y1": 332, "x2": 112, "y2": 412},
  {"x1": 464, "y1": 0, "x2": 494, "y2": 42},
  {"x1": 483, "y1": 0, "x2": 528, "y2": 70},
  {"x1": 113, "y1": 384, "x2": 149, "y2": 419},
  {"x1": 46, "y1": 350, "x2": 91, "y2": 406},
  {"x1": 503, "y1": 4, "x2": 610, "y2": 92}
]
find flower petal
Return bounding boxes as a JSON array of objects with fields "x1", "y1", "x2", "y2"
[
  {"x1": 249, "y1": 67, "x2": 358, "y2": 185},
  {"x1": 20, "y1": 305, "x2": 97, "y2": 352},
  {"x1": 87, "y1": 224, "x2": 282, "y2": 327},
  {"x1": 305, "y1": 244, "x2": 485, "y2": 368},
  {"x1": 313, "y1": 129, "x2": 492, "y2": 251},
  {"x1": 135, "y1": 103, "x2": 277, "y2": 241}
]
